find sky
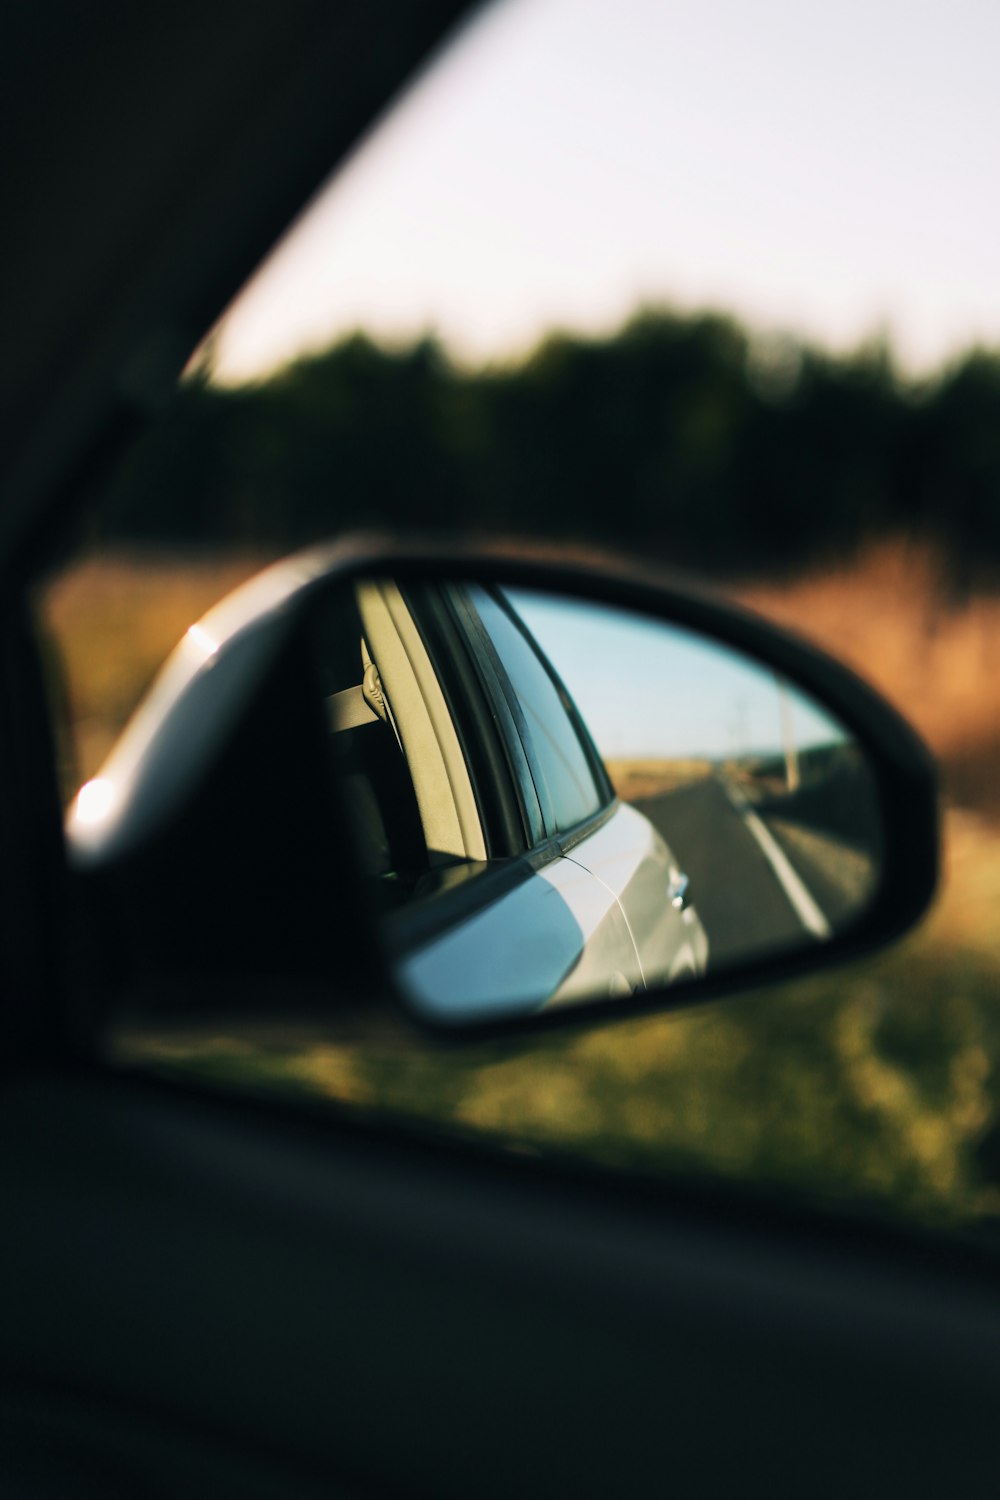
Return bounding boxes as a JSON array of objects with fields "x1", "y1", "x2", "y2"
[
  {"x1": 202, "y1": 0, "x2": 1000, "y2": 385},
  {"x1": 506, "y1": 588, "x2": 843, "y2": 759}
]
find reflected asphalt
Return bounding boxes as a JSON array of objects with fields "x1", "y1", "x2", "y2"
[{"x1": 632, "y1": 776, "x2": 820, "y2": 970}]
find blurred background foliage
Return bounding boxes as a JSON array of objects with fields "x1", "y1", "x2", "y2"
[
  {"x1": 92, "y1": 308, "x2": 1000, "y2": 591},
  {"x1": 46, "y1": 308, "x2": 1000, "y2": 1243}
]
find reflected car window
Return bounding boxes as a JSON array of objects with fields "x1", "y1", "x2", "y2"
[{"x1": 464, "y1": 585, "x2": 608, "y2": 837}]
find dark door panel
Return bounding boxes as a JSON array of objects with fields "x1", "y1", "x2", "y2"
[{"x1": 2, "y1": 1067, "x2": 998, "y2": 1498}]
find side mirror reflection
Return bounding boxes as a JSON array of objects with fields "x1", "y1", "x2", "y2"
[{"x1": 317, "y1": 579, "x2": 883, "y2": 1026}]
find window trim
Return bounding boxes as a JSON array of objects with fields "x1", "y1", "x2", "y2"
[
  {"x1": 441, "y1": 586, "x2": 546, "y2": 848},
  {"x1": 400, "y1": 583, "x2": 528, "y2": 860},
  {"x1": 456, "y1": 585, "x2": 614, "y2": 844},
  {"x1": 354, "y1": 580, "x2": 487, "y2": 865}
]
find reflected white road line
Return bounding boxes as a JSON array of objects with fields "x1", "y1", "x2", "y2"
[{"x1": 723, "y1": 781, "x2": 832, "y2": 941}]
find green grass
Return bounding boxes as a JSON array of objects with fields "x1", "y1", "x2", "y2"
[{"x1": 117, "y1": 817, "x2": 1000, "y2": 1234}]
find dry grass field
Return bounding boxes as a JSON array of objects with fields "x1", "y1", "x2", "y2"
[
  {"x1": 38, "y1": 540, "x2": 1000, "y2": 1233},
  {"x1": 39, "y1": 550, "x2": 266, "y2": 792},
  {"x1": 603, "y1": 757, "x2": 713, "y2": 802},
  {"x1": 737, "y1": 541, "x2": 1000, "y2": 820},
  {"x1": 39, "y1": 538, "x2": 1000, "y2": 815}
]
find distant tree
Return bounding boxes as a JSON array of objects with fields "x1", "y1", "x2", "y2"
[{"x1": 92, "y1": 309, "x2": 1000, "y2": 584}]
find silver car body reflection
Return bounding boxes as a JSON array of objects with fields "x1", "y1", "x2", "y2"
[
  {"x1": 398, "y1": 801, "x2": 708, "y2": 1021},
  {"x1": 337, "y1": 579, "x2": 709, "y2": 1023}
]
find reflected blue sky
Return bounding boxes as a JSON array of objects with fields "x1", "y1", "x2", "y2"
[{"x1": 506, "y1": 588, "x2": 845, "y2": 759}]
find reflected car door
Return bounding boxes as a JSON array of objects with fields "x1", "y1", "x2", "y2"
[
  {"x1": 389, "y1": 583, "x2": 647, "y2": 1019},
  {"x1": 455, "y1": 586, "x2": 708, "y2": 992}
]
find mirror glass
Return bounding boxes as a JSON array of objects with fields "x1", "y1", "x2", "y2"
[{"x1": 314, "y1": 579, "x2": 882, "y2": 1026}]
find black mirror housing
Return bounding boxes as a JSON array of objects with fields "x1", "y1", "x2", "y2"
[{"x1": 67, "y1": 541, "x2": 939, "y2": 1041}]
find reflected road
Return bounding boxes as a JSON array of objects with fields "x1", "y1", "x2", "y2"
[{"x1": 633, "y1": 776, "x2": 845, "y2": 971}]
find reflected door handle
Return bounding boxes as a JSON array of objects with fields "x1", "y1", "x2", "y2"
[{"x1": 668, "y1": 871, "x2": 691, "y2": 910}]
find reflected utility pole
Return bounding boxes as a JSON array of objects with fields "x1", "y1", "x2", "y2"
[{"x1": 777, "y1": 676, "x2": 799, "y2": 792}]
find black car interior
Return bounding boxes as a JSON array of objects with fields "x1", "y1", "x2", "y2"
[{"x1": 318, "y1": 589, "x2": 430, "y2": 894}]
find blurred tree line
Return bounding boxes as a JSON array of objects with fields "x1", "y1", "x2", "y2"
[{"x1": 98, "y1": 309, "x2": 1000, "y2": 585}]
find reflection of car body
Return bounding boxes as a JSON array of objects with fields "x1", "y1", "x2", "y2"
[{"x1": 328, "y1": 581, "x2": 708, "y2": 1020}]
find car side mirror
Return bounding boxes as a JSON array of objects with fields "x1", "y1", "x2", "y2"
[{"x1": 67, "y1": 543, "x2": 938, "y2": 1038}]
